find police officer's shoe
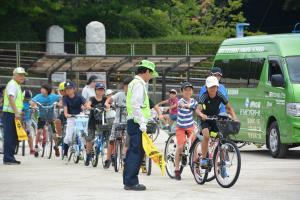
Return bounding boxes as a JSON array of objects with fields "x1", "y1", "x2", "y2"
[
  {"x1": 3, "y1": 160, "x2": 21, "y2": 165},
  {"x1": 124, "y1": 184, "x2": 146, "y2": 191}
]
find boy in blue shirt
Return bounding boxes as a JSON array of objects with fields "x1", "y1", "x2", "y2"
[
  {"x1": 31, "y1": 84, "x2": 60, "y2": 157},
  {"x1": 22, "y1": 89, "x2": 34, "y2": 155}
]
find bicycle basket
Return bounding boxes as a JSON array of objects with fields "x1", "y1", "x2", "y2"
[
  {"x1": 146, "y1": 121, "x2": 158, "y2": 134},
  {"x1": 38, "y1": 106, "x2": 55, "y2": 121},
  {"x1": 216, "y1": 120, "x2": 240, "y2": 136},
  {"x1": 114, "y1": 123, "x2": 127, "y2": 131},
  {"x1": 74, "y1": 116, "x2": 89, "y2": 133}
]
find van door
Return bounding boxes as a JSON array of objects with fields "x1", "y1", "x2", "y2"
[{"x1": 263, "y1": 56, "x2": 287, "y2": 138}]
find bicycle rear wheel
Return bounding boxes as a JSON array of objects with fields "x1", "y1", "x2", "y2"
[
  {"x1": 213, "y1": 140, "x2": 241, "y2": 188},
  {"x1": 164, "y1": 134, "x2": 183, "y2": 178},
  {"x1": 189, "y1": 139, "x2": 208, "y2": 185}
]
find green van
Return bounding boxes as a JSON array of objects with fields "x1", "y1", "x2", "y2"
[{"x1": 213, "y1": 33, "x2": 300, "y2": 158}]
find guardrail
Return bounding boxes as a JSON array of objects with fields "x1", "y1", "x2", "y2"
[{"x1": 0, "y1": 41, "x2": 220, "y2": 68}]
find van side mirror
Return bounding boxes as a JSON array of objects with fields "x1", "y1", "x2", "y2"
[{"x1": 271, "y1": 74, "x2": 285, "y2": 87}]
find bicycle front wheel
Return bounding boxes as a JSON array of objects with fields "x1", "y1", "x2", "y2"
[
  {"x1": 164, "y1": 134, "x2": 183, "y2": 179},
  {"x1": 213, "y1": 140, "x2": 241, "y2": 188},
  {"x1": 189, "y1": 139, "x2": 208, "y2": 185},
  {"x1": 114, "y1": 140, "x2": 123, "y2": 172}
]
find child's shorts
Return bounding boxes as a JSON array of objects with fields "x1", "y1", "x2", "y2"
[{"x1": 176, "y1": 126, "x2": 195, "y2": 145}]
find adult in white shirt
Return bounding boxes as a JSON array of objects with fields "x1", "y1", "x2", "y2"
[
  {"x1": 2, "y1": 67, "x2": 26, "y2": 165},
  {"x1": 82, "y1": 75, "x2": 97, "y2": 100}
]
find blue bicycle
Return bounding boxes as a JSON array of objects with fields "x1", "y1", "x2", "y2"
[
  {"x1": 68, "y1": 114, "x2": 89, "y2": 164},
  {"x1": 90, "y1": 107, "x2": 110, "y2": 168}
]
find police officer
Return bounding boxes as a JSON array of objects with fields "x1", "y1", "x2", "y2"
[
  {"x1": 2, "y1": 67, "x2": 27, "y2": 165},
  {"x1": 123, "y1": 60, "x2": 158, "y2": 191}
]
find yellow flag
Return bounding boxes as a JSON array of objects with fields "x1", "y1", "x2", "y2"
[
  {"x1": 15, "y1": 119, "x2": 28, "y2": 141},
  {"x1": 142, "y1": 132, "x2": 165, "y2": 175}
]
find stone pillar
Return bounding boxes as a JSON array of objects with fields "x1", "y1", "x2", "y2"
[
  {"x1": 46, "y1": 25, "x2": 64, "y2": 54},
  {"x1": 86, "y1": 21, "x2": 106, "y2": 55}
]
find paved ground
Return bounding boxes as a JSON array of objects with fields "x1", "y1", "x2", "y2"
[{"x1": 1, "y1": 131, "x2": 300, "y2": 200}]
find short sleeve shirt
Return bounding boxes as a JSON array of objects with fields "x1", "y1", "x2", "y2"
[
  {"x1": 82, "y1": 85, "x2": 95, "y2": 101},
  {"x1": 177, "y1": 98, "x2": 198, "y2": 129},
  {"x1": 198, "y1": 91, "x2": 228, "y2": 116},
  {"x1": 32, "y1": 93, "x2": 60, "y2": 117},
  {"x1": 199, "y1": 83, "x2": 228, "y2": 113},
  {"x1": 111, "y1": 92, "x2": 126, "y2": 123},
  {"x1": 168, "y1": 97, "x2": 179, "y2": 115},
  {"x1": 63, "y1": 94, "x2": 86, "y2": 115}
]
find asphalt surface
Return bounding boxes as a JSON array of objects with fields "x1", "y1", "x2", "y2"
[{"x1": 1, "y1": 131, "x2": 300, "y2": 200}]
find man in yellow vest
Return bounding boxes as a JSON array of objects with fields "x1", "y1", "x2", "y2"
[
  {"x1": 123, "y1": 60, "x2": 158, "y2": 191},
  {"x1": 2, "y1": 67, "x2": 26, "y2": 165}
]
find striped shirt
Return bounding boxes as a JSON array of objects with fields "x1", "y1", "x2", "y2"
[{"x1": 177, "y1": 98, "x2": 198, "y2": 129}]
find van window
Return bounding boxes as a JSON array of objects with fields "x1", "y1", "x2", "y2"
[
  {"x1": 268, "y1": 58, "x2": 283, "y2": 82},
  {"x1": 214, "y1": 58, "x2": 264, "y2": 88}
]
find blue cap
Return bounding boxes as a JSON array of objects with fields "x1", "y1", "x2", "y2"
[
  {"x1": 95, "y1": 82, "x2": 105, "y2": 90},
  {"x1": 65, "y1": 81, "x2": 75, "y2": 89}
]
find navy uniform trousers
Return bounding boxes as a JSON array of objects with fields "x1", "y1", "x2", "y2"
[{"x1": 123, "y1": 119, "x2": 145, "y2": 186}]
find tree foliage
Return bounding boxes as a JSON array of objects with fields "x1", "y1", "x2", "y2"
[{"x1": 0, "y1": 0, "x2": 246, "y2": 41}]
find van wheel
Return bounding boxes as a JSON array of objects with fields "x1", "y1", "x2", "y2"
[{"x1": 268, "y1": 121, "x2": 288, "y2": 158}]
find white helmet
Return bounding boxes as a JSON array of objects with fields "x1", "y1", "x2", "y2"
[{"x1": 105, "y1": 89, "x2": 114, "y2": 96}]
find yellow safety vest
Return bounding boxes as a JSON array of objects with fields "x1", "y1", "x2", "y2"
[
  {"x1": 126, "y1": 78, "x2": 151, "y2": 124},
  {"x1": 3, "y1": 79, "x2": 23, "y2": 113}
]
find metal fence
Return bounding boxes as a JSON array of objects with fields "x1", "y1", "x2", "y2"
[{"x1": 0, "y1": 41, "x2": 220, "y2": 68}]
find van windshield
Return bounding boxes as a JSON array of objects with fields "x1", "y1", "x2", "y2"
[{"x1": 286, "y1": 56, "x2": 300, "y2": 83}]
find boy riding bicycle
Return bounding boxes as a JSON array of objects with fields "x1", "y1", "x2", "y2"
[
  {"x1": 31, "y1": 84, "x2": 60, "y2": 157},
  {"x1": 198, "y1": 76, "x2": 238, "y2": 177},
  {"x1": 174, "y1": 82, "x2": 203, "y2": 180},
  {"x1": 85, "y1": 82, "x2": 107, "y2": 166}
]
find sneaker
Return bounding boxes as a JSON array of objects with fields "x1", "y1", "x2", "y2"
[
  {"x1": 220, "y1": 161, "x2": 229, "y2": 178},
  {"x1": 85, "y1": 154, "x2": 91, "y2": 166},
  {"x1": 200, "y1": 158, "x2": 209, "y2": 169},
  {"x1": 174, "y1": 170, "x2": 181, "y2": 180},
  {"x1": 54, "y1": 146, "x2": 60, "y2": 157},
  {"x1": 124, "y1": 184, "x2": 146, "y2": 191},
  {"x1": 3, "y1": 160, "x2": 21, "y2": 165},
  {"x1": 104, "y1": 160, "x2": 111, "y2": 169}
]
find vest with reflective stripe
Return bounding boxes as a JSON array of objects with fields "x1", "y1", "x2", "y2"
[
  {"x1": 126, "y1": 78, "x2": 151, "y2": 124},
  {"x1": 3, "y1": 79, "x2": 23, "y2": 113}
]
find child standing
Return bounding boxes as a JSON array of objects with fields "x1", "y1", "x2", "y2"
[{"x1": 22, "y1": 89, "x2": 34, "y2": 155}]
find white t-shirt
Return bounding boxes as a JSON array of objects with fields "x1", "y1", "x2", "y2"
[
  {"x1": 82, "y1": 85, "x2": 95, "y2": 101},
  {"x1": 6, "y1": 80, "x2": 19, "y2": 99}
]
